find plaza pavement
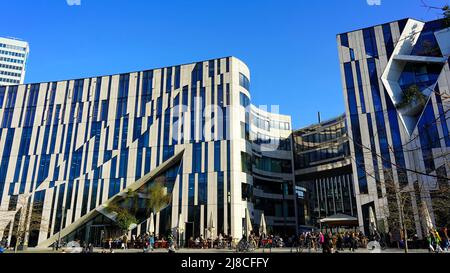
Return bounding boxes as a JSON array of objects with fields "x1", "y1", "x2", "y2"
[{"x1": 1, "y1": 247, "x2": 437, "y2": 254}]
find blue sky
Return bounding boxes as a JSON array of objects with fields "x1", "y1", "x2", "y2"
[{"x1": 0, "y1": 0, "x2": 448, "y2": 128}]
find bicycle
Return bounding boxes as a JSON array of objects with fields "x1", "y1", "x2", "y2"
[{"x1": 237, "y1": 238, "x2": 256, "y2": 253}]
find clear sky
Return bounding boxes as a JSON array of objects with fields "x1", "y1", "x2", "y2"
[{"x1": 0, "y1": 0, "x2": 448, "y2": 128}]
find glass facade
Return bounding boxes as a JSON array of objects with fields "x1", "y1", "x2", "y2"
[
  {"x1": 339, "y1": 18, "x2": 450, "y2": 237},
  {"x1": 293, "y1": 115, "x2": 356, "y2": 228}
]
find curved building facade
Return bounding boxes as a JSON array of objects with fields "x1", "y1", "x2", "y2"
[
  {"x1": 293, "y1": 115, "x2": 356, "y2": 229},
  {"x1": 0, "y1": 56, "x2": 295, "y2": 248}
]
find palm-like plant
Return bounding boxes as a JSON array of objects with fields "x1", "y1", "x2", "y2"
[
  {"x1": 145, "y1": 177, "x2": 172, "y2": 235},
  {"x1": 125, "y1": 189, "x2": 140, "y2": 215},
  {"x1": 396, "y1": 85, "x2": 427, "y2": 110},
  {"x1": 108, "y1": 204, "x2": 137, "y2": 233}
]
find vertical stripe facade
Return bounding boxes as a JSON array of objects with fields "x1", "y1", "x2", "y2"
[
  {"x1": 0, "y1": 56, "x2": 296, "y2": 247},
  {"x1": 338, "y1": 18, "x2": 450, "y2": 237}
]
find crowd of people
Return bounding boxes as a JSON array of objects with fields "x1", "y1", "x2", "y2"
[
  {"x1": 426, "y1": 228, "x2": 449, "y2": 253},
  {"x1": 1, "y1": 226, "x2": 448, "y2": 253},
  {"x1": 98, "y1": 232, "x2": 175, "y2": 253}
]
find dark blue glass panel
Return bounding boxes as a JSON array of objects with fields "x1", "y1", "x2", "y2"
[
  {"x1": 418, "y1": 102, "x2": 441, "y2": 172},
  {"x1": 214, "y1": 142, "x2": 221, "y2": 172},
  {"x1": 198, "y1": 173, "x2": 207, "y2": 205},
  {"x1": 363, "y1": 28, "x2": 378, "y2": 58},
  {"x1": 239, "y1": 73, "x2": 250, "y2": 91},
  {"x1": 340, "y1": 33, "x2": 349, "y2": 47},
  {"x1": 382, "y1": 23, "x2": 394, "y2": 59},
  {"x1": 355, "y1": 61, "x2": 366, "y2": 113}
]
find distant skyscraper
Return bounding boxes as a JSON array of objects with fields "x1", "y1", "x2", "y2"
[{"x1": 0, "y1": 37, "x2": 29, "y2": 86}]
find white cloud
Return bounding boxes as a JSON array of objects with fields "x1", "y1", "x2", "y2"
[
  {"x1": 367, "y1": 0, "x2": 382, "y2": 6},
  {"x1": 66, "y1": 0, "x2": 81, "y2": 6}
]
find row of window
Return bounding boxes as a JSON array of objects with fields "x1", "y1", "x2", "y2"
[
  {"x1": 254, "y1": 197, "x2": 295, "y2": 218},
  {"x1": 295, "y1": 125, "x2": 347, "y2": 151},
  {"x1": 0, "y1": 63, "x2": 22, "y2": 71},
  {"x1": 253, "y1": 156, "x2": 292, "y2": 173},
  {"x1": 0, "y1": 70, "x2": 21, "y2": 78},
  {"x1": 295, "y1": 142, "x2": 350, "y2": 169},
  {"x1": 0, "y1": 56, "x2": 24, "y2": 64},
  {"x1": 0, "y1": 49, "x2": 26, "y2": 58},
  {"x1": 0, "y1": 77, "x2": 19, "y2": 84},
  {"x1": 251, "y1": 115, "x2": 291, "y2": 131},
  {"x1": 240, "y1": 122, "x2": 291, "y2": 151},
  {"x1": 252, "y1": 132, "x2": 292, "y2": 151},
  {"x1": 254, "y1": 178, "x2": 293, "y2": 196},
  {"x1": 0, "y1": 43, "x2": 27, "y2": 52}
]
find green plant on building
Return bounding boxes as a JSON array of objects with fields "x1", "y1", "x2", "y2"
[
  {"x1": 108, "y1": 205, "x2": 138, "y2": 232},
  {"x1": 145, "y1": 177, "x2": 172, "y2": 234},
  {"x1": 396, "y1": 85, "x2": 427, "y2": 110}
]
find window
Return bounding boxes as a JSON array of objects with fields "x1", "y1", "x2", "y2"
[
  {"x1": 239, "y1": 92, "x2": 250, "y2": 108},
  {"x1": 192, "y1": 143, "x2": 202, "y2": 173},
  {"x1": 363, "y1": 28, "x2": 378, "y2": 58},
  {"x1": 239, "y1": 73, "x2": 250, "y2": 90},
  {"x1": 344, "y1": 63, "x2": 358, "y2": 115},
  {"x1": 175, "y1": 66, "x2": 181, "y2": 89},
  {"x1": 0, "y1": 86, "x2": 5, "y2": 108},
  {"x1": 241, "y1": 152, "x2": 252, "y2": 174},
  {"x1": 214, "y1": 142, "x2": 221, "y2": 172},
  {"x1": 382, "y1": 24, "x2": 394, "y2": 58},
  {"x1": 340, "y1": 33, "x2": 349, "y2": 47},
  {"x1": 101, "y1": 100, "x2": 109, "y2": 121},
  {"x1": 242, "y1": 183, "x2": 253, "y2": 202},
  {"x1": 166, "y1": 68, "x2": 172, "y2": 92}
]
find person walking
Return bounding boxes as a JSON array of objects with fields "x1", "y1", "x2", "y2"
[
  {"x1": 122, "y1": 234, "x2": 128, "y2": 250},
  {"x1": 442, "y1": 228, "x2": 449, "y2": 252},
  {"x1": 434, "y1": 229, "x2": 443, "y2": 253},
  {"x1": 427, "y1": 229, "x2": 436, "y2": 252},
  {"x1": 149, "y1": 233, "x2": 155, "y2": 251},
  {"x1": 337, "y1": 233, "x2": 344, "y2": 252}
]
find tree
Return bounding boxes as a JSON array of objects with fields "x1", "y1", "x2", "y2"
[
  {"x1": 376, "y1": 170, "x2": 450, "y2": 253},
  {"x1": 421, "y1": 1, "x2": 450, "y2": 26},
  {"x1": 0, "y1": 195, "x2": 48, "y2": 251},
  {"x1": 108, "y1": 205, "x2": 138, "y2": 233},
  {"x1": 144, "y1": 177, "x2": 172, "y2": 236}
]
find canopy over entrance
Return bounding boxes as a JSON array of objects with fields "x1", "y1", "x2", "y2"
[{"x1": 319, "y1": 213, "x2": 358, "y2": 227}]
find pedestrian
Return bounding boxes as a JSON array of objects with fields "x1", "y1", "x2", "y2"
[
  {"x1": 149, "y1": 233, "x2": 155, "y2": 251},
  {"x1": 434, "y1": 229, "x2": 443, "y2": 253},
  {"x1": 427, "y1": 229, "x2": 435, "y2": 252},
  {"x1": 442, "y1": 228, "x2": 449, "y2": 252},
  {"x1": 122, "y1": 234, "x2": 128, "y2": 250},
  {"x1": 108, "y1": 238, "x2": 113, "y2": 252}
]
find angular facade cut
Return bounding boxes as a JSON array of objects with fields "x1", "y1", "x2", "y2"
[
  {"x1": 0, "y1": 37, "x2": 29, "y2": 86},
  {"x1": 338, "y1": 18, "x2": 450, "y2": 237},
  {"x1": 293, "y1": 114, "x2": 356, "y2": 230},
  {"x1": 0, "y1": 57, "x2": 296, "y2": 248}
]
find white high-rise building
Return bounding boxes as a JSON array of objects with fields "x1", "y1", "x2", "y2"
[{"x1": 0, "y1": 37, "x2": 29, "y2": 86}]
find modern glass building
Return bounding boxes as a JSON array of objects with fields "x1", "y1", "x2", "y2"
[
  {"x1": 0, "y1": 37, "x2": 29, "y2": 86},
  {"x1": 338, "y1": 18, "x2": 450, "y2": 237},
  {"x1": 293, "y1": 114, "x2": 356, "y2": 229},
  {"x1": 0, "y1": 56, "x2": 295, "y2": 248}
]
